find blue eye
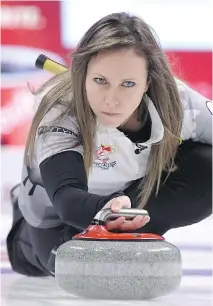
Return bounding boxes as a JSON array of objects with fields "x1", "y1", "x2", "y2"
[
  {"x1": 122, "y1": 81, "x2": 135, "y2": 87},
  {"x1": 94, "y1": 78, "x2": 107, "y2": 84}
]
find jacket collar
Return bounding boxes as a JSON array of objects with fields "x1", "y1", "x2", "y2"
[{"x1": 142, "y1": 96, "x2": 164, "y2": 145}]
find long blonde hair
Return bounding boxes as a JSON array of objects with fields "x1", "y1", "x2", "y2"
[{"x1": 24, "y1": 12, "x2": 183, "y2": 208}]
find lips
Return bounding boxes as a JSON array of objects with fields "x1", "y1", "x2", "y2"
[{"x1": 102, "y1": 112, "x2": 120, "y2": 116}]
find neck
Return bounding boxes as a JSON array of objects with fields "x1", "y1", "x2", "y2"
[{"x1": 118, "y1": 109, "x2": 142, "y2": 132}]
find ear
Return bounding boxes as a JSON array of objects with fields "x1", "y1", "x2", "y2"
[
  {"x1": 144, "y1": 81, "x2": 150, "y2": 93},
  {"x1": 144, "y1": 75, "x2": 150, "y2": 93}
]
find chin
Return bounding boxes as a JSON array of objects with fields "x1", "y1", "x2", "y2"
[{"x1": 97, "y1": 117, "x2": 122, "y2": 128}]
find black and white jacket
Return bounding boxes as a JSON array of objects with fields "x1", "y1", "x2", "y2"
[{"x1": 18, "y1": 80, "x2": 212, "y2": 233}]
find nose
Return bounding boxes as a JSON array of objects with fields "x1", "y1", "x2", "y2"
[{"x1": 104, "y1": 88, "x2": 119, "y2": 108}]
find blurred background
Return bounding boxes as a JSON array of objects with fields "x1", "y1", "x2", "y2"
[{"x1": 1, "y1": 0, "x2": 212, "y2": 279}]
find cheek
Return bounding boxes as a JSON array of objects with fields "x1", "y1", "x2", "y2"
[{"x1": 120, "y1": 89, "x2": 143, "y2": 108}]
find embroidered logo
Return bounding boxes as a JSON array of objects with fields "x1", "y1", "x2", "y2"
[
  {"x1": 134, "y1": 142, "x2": 148, "y2": 154},
  {"x1": 94, "y1": 144, "x2": 117, "y2": 170},
  {"x1": 38, "y1": 126, "x2": 78, "y2": 137}
]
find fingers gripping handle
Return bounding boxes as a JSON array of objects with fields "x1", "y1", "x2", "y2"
[{"x1": 93, "y1": 208, "x2": 149, "y2": 224}]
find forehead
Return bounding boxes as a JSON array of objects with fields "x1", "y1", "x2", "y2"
[{"x1": 87, "y1": 48, "x2": 147, "y2": 78}]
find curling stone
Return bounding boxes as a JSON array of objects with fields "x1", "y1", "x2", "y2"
[{"x1": 55, "y1": 208, "x2": 182, "y2": 300}]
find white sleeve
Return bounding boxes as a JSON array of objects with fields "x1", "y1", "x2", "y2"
[
  {"x1": 35, "y1": 107, "x2": 84, "y2": 165},
  {"x1": 177, "y1": 81, "x2": 212, "y2": 145}
]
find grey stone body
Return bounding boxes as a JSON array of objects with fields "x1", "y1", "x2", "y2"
[{"x1": 55, "y1": 239, "x2": 182, "y2": 300}]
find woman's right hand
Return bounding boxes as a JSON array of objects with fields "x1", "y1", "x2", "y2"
[{"x1": 103, "y1": 195, "x2": 150, "y2": 231}]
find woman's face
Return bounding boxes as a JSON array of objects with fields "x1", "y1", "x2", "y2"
[{"x1": 85, "y1": 48, "x2": 149, "y2": 128}]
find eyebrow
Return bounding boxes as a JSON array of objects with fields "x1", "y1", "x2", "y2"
[{"x1": 92, "y1": 74, "x2": 139, "y2": 81}]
